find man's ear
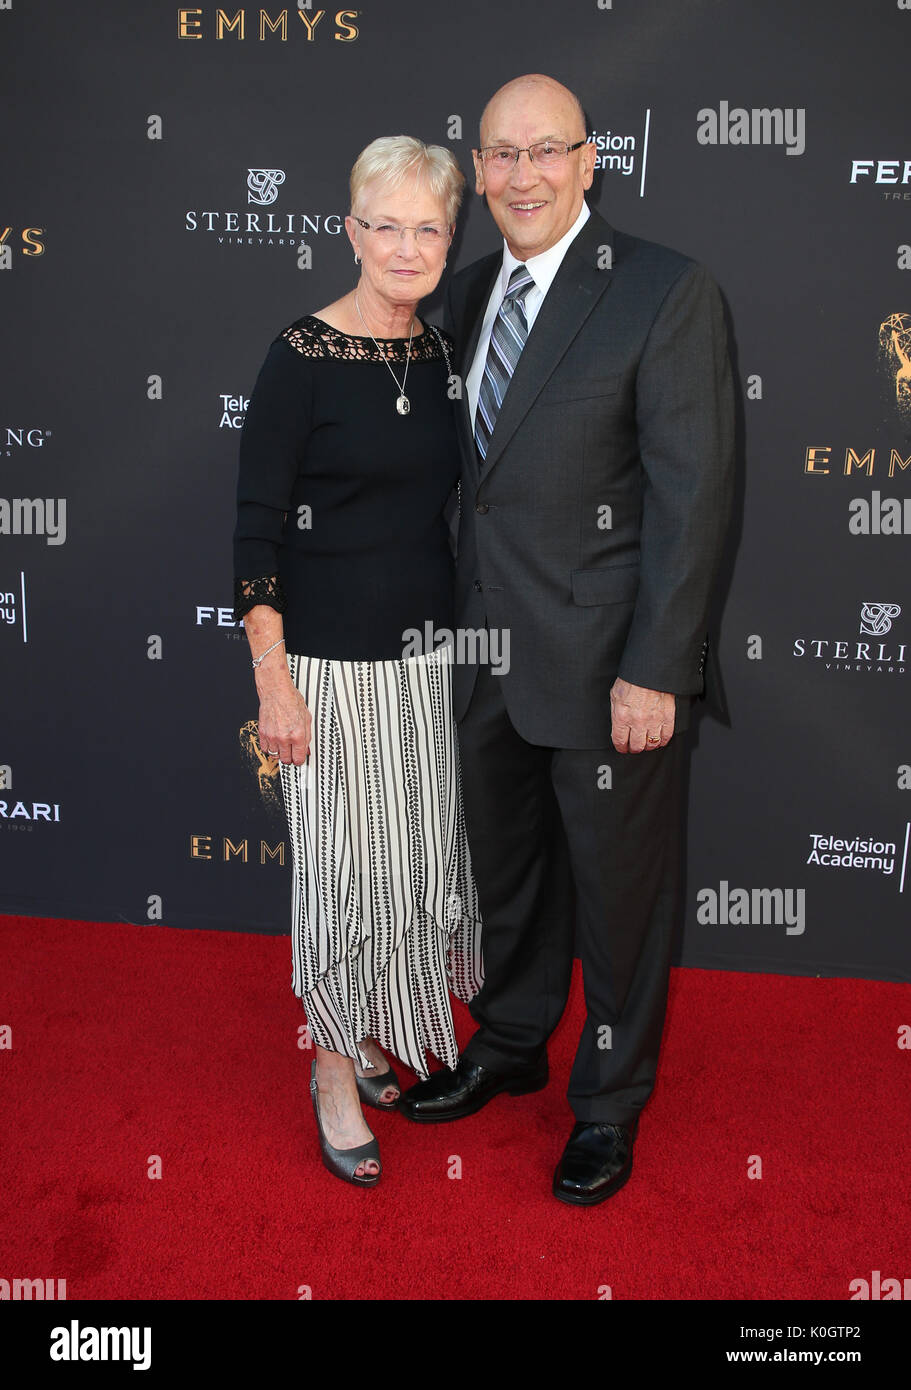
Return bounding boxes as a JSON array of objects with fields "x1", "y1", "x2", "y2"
[
  {"x1": 472, "y1": 150, "x2": 486, "y2": 197},
  {"x1": 580, "y1": 141, "x2": 596, "y2": 191}
]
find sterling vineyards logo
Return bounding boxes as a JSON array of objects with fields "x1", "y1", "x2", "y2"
[
  {"x1": 859, "y1": 601, "x2": 901, "y2": 637},
  {"x1": 2, "y1": 426, "x2": 50, "y2": 457},
  {"x1": 792, "y1": 602, "x2": 906, "y2": 676},
  {"x1": 247, "y1": 168, "x2": 285, "y2": 205},
  {"x1": 185, "y1": 169, "x2": 343, "y2": 248}
]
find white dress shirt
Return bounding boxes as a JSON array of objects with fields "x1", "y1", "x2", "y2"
[{"x1": 465, "y1": 200, "x2": 591, "y2": 430}]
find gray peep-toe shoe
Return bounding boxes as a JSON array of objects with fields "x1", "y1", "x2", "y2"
[
  {"x1": 355, "y1": 1059, "x2": 402, "y2": 1111},
  {"x1": 310, "y1": 1061, "x2": 381, "y2": 1187}
]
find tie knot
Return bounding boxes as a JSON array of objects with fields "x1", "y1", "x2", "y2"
[{"x1": 504, "y1": 265, "x2": 534, "y2": 304}]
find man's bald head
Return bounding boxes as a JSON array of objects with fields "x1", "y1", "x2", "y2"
[
  {"x1": 480, "y1": 74, "x2": 587, "y2": 148},
  {"x1": 473, "y1": 72, "x2": 595, "y2": 261}
]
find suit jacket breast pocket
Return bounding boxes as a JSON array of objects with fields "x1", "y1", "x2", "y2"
[
  {"x1": 571, "y1": 562, "x2": 640, "y2": 606},
  {"x1": 537, "y1": 373, "x2": 621, "y2": 405}
]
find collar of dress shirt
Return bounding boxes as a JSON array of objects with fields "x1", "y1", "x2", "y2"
[{"x1": 498, "y1": 199, "x2": 591, "y2": 302}]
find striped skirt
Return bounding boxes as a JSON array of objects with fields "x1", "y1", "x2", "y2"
[{"x1": 278, "y1": 646, "x2": 484, "y2": 1079}]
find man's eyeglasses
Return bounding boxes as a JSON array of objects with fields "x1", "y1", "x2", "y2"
[
  {"x1": 353, "y1": 217, "x2": 449, "y2": 246},
  {"x1": 477, "y1": 140, "x2": 589, "y2": 170}
]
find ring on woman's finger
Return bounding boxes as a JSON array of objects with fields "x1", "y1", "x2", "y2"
[{"x1": 646, "y1": 734, "x2": 660, "y2": 745}]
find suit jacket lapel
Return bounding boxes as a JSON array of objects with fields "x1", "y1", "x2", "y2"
[{"x1": 480, "y1": 211, "x2": 616, "y2": 478}]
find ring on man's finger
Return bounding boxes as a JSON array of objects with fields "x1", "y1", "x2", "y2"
[{"x1": 646, "y1": 735, "x2": 660, "y2": 745}]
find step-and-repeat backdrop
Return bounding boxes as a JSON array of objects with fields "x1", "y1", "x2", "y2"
[{"x1": 1, "y1": 1, "x2": 908, "y2": 981}]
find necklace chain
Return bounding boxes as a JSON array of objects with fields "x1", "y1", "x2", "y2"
[{"x1": 354, "y1": 294, "x2": 414, "y2": 414}]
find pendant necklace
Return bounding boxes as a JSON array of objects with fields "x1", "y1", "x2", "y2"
[{"x1": 354, "y1": 294, "x2": 414, "y2": 415}]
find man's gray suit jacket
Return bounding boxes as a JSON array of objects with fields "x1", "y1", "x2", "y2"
[{"x1": 444, "y1": 206, "x2": 735, "y2": 748}]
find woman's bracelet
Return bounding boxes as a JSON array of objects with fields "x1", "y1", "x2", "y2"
[{"x1": 251, "y1": 637, "x2": 286, "y2": 669}]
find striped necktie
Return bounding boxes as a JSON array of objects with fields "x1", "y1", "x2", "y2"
[{"x1": 474, "y1": 264, "x2": 534, "y2": 462}]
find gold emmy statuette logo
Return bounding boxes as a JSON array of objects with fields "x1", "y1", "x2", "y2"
[
  {"x1": 879, "y1": 313, "x2": 911, "y2": 418},
  {"x1": 239, "y1": 719, "x2": 281, "y2": 811}
]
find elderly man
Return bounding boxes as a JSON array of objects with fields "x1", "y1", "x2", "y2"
[{"x1": 400, "y1": 74, "x2": 735, "y2": 1205}]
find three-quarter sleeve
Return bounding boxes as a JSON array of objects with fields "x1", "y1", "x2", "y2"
[{"x1": 232, "y1": 336, "x2": 311, "y2": 618}]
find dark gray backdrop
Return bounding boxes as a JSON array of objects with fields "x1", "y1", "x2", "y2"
[{"x1": 2, "y1": 0, "x2": 908, "y2": 981}]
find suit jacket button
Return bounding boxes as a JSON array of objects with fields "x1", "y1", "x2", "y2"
[
  {"x1": 474, "y1": 580, "x2": 483, "y2": 592},
  {"x1": 476, "y1": 503, "x2": 489, "y2": 514}
]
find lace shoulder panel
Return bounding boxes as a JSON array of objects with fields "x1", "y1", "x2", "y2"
[
  {"x1": 278, "y1": 315, "x2": 451, "y2": 363},
  {"x1": 233, "y1": 574, "x2": 287, "y2": 622}
]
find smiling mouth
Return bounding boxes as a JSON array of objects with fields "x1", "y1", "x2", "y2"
[{"x1": 509, "y1": 201, "x2": 548, "y2": 214}]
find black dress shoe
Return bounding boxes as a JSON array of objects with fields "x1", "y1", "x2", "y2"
[
  {"x1": 399, "y1": 1055, "x2": 548, "y2": 1123},
  {"x1": 552, "y1": 1118, "x2": 639, "y2": 1206}
]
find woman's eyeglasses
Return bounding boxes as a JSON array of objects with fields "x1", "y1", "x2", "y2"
[{"x1": 353, "y1": 217, "x2": 449, "y2": 246}]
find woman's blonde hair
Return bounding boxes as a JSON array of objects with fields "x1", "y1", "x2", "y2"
[{"x1": 350, "y1": 135, "x2": 466, "y2": 228}]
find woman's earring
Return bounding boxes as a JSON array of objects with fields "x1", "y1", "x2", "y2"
[{"x1": 354, "y1": 252, "x2": 361, "y2": 266}]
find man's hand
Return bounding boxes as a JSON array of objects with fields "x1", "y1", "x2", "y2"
[{"x1": 610, "y1": 678, "x2": 675, "y2": 753}]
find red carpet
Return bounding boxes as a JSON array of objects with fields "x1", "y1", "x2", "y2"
[{"x1": 1, "y1": 913, "x2": 908, "y2": 1300}]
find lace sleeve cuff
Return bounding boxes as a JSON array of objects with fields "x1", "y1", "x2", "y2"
[{"x1": 233, "y1": 574, "x2": 288, "y2": 622}]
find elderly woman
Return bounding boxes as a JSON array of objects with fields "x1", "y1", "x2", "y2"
[{"x1": 233, "y1": 136, "x2": 482, "y2": 1188}]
